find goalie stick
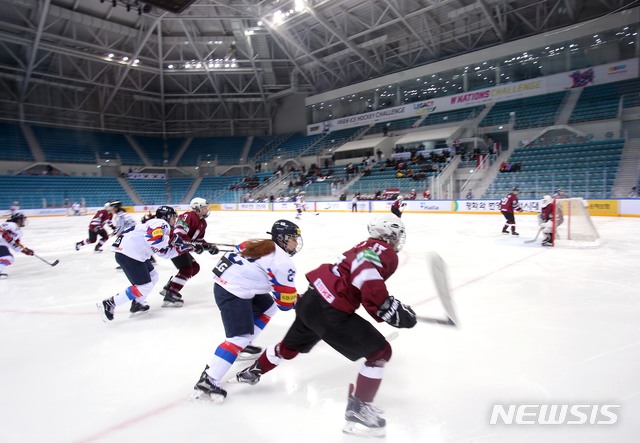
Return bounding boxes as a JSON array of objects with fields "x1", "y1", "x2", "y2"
[
  {"x1": 524, "y1": 227, "x2": 543, "y2": 244},
  {"x1": 424, "y1": 252, "x2": 459, "y2": 327}
]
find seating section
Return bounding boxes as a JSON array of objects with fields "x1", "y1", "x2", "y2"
[
  {"x1": 168, "y1": 177, "x2": 195, "y2": 204},
  {"x1": 346, "y1": 160, "x2": 440, "y2": 196},
  {"x1": 127, "y1": 179, "x2": 167, "y2": 205},
  {"x1": 0, "y1": 123, "x2": 33, "y2": 161},
  {"x1": 420, "y1": 106, "x2": 484, "y2": 127},
  {"x1": 366, "y1": 117, "x2": 420, "y2": 135},
  {"x1": 483, "y1": 138, "x2": 624, "y2": 199},
  {"x1": 191, "y1": 175, "x2": 248, "y2": 203},
  {"x1": 33, "y1": 126, "x2": 141, "y2": 164},
  {"x1": 480, "y1": 91, "x2": 567, "y2": 129},
  {"x1": 570, "y1": 79, "x2": 640, "y2": 123},
  {"x1": 133, "y1": 136, "x2": 184, "y2": 166},
  {"x1": 255, "y1": 133, "x2": 325, "y2": 162},
  {"x1": 179, "y1": 136, "x2": 247, "y2": 166},
  {"x1": 0, "y1": 175, "x2": 130, "y2": 209}
]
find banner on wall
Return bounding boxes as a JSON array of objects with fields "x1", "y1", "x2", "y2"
[
  {"x1": 307, "y1": 59, "x2": 638, "y2": 135},
  {"x1": 238, "y1": 202, "x2": 271, "y2": 211},
  {"x1": 586, "y1": 199, "x2": 618, "y2": 216},
  {"x1": 454, "y1": 199, "x2": 541, "y2": 213}
]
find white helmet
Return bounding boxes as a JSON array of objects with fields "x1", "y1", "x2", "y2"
[
  {"x1": 541, "y1": 195, "x2": 553, "y2": 208},
  {"x1": 190, "y1": 197, "x2": 209, "y2": 218},
  {"x1": 367, "y1": 215, "x2": 406, "y2": 252}
]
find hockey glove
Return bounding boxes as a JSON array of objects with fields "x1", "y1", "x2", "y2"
[
  {"x1": 207, "y1": 244, "x2": 219, "y2": 255},
  {"x1": 377, "y1": 296, "x2": 417, "y2": 329},
  {"x1": 21, "y1": 247, "x2": 34, "y2": 256},
  {"x1": 192, "y1": 242, "x2": 204, "y2": 254},
  {"x1": 171, "y1": 236, "x2": 193, "y2": 254}
]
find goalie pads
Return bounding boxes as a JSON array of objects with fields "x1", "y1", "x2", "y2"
[{"x1": 377, "y1": 296, "x2": 417, "y2": 329}]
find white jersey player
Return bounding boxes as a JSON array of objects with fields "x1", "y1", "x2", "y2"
[
  {"x1": 0, "y1": 213, "x2": 35, "y2": 278},
  {"x1": 109, "y1": 200, "x2": 136, "y2": 236},
  {"x1": 97, "y1": 206, "x2": 193, "y2": 322},
  {"x1": 294, "y1": 195, "x2": 306, "y2": 219},
  {"x1": 192, "y1": 219, "x2": 303, "y2": 403}
]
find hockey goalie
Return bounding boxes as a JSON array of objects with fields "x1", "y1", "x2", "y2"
[{"x1": 538, "y1": 195, "x2": 600, "y2": 248}]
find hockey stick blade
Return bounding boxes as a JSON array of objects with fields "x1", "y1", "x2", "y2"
[
  {"x1": 428, "y1": 252, "x2": 459, "y2": 326},
  {"x1": 34, "y1": 254, "x2": 59, "y2": 267},
  {"x1": 524, "y1": 227, "x2": 543, "y2": 244},
  {"x1": 416, "y1": 315, "x2": 457, "y2": 327}
]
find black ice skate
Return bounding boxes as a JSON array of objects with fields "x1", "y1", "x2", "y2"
[
  {"x1": 343, "y1": 384, "x2": 386, "y2": 438},
  {"x1": 501, "y1": 228, "x2": 509, "y2": 234},
  {"x1": 511, "y1": 231, "x2": 520, "y2": 236},
  {"x1": 97, "y1": 297, "x2": 115, "y2": 322},
  {"x1": 75, "y1": 242, "x2": 82, "y2": 251},
  {"x1": 161, "y1": 290, "x2": 184, "y2": 308},
  {"x1": 192, "y1": 365, "x2": 227, "y2": 403},
  {"x1": 0, "y1": 272, "x2": 8, "y2": 279},
  {"x1": 129, "y1": 300, "x2": 150, "y2": 316},
  {"x1": 235, "y1": 362, "x2": 262, "y2": 385},
  {"x1": 237, "y1": 344, "x2": 263, "y2": 361}
]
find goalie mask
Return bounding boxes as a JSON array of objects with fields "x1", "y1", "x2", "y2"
[
  {"x1": 368, "y1": 215, "x2": 406, "y2": 252},
  {"x1": 268, "y1": 219, "x2": 303, "y2": 256},
  {"x1": 541, "y1": 195, "x2": 553, "y2": 208},
  {"x1": 190, "y1": 197, "x2": 209, "y2": 218}
]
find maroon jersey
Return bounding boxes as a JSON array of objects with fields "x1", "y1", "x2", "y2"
[
  {"x1": 306, "y1": 238, "x2": 398, "y2": 320},
  {"x1": 540, "y1": 204, "x2": 554, "y2": 223},
  {"x1": 89, "y1": 209, "x2": 113, "y2": 232},
  {"x1": 174, "y1": 210, "x2": 207, "y2": 242},
  {"x1": 392, "y1": 200, "x2": 405, "y2": 211},
  {"x1": 500, "y1": 193, "x2": 521, "y2": 213}
]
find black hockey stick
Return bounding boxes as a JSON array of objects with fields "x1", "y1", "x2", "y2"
[
  {"x1": 416, "y1": 315, "x2": 456, "y2": 326},
  {"x1": 524, "y1": 227, "x2": 543, "y2": 244},
  {"x1": 34, "y1": 254, "x2": 59, "y2": 267}
]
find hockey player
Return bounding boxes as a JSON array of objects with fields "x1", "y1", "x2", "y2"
[
  {"x1": 96, "y1": 206, "x2": 193, "y2": 322},
  {"x1": 390, "y1": 195, "x2": 405, "y2": 218},
  {"x1": 75, "y1": 202, "x2": 114, "y2": 252},
  {"x1": 294, "y1": 193, "x2": 306, "y2": 219},
  {"x1": 539, "y1": 195, "x2": 555, "y2": 247},
  {"x1": 109, "y1": 200, "x2": 136, "y2": 237},
  {"x1": 500, "y1": 187, "x2": 522, "y2": 236},
  {"x1": 192, "y1": 219, "x2": 303, "y2": 403},
  {"x1": 160, "y1": 197, "x2": 219, "y2": 307},
  {"x1": 0, "y1": 213, "x2": 35, "y2": 278},
  {"x1": 235, "y1": 215, "x2": 416, "y2": 437}
]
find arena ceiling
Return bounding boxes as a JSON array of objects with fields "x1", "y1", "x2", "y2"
[{"x1": 0, "y1": 0, "x2": 636, "y2": 136}]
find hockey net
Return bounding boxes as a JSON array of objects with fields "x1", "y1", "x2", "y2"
[{"x1": 553, "y1": 198, "x2": 601, "y2": 248}]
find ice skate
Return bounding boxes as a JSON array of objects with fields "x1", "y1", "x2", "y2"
[
  {"x1": 75, "y1": 242, "x2": 82, "y2": 251},
  {"x1": 342, "y1": 384, "x2": 386, "y2": 438},
  {"x1": 191, "y1": 366, "x2": 227, "y2": 403},
  {"x1": 237, "y1": 344, "x2": 262, "y2": 361},
  {"x1": 94, "y1": 248, "x2": 103, "y2": 253},
  {"x1": 162, "y1": 289, "x2": 184, "y2": 308},
  {"x1": 501, "y1": 228, "x2": 509, "y2": 235},
  {"x1": 542, "y1": 240, "x2": 553, "y2": 247},
  {"x1": 235, "y1": 362, "x2": 262, "y2": 385},
  {"x1": 97, "y1": 297, "x2": 115, "y2": 322},
  {"x1": 0, "y1": 272, "x2": 8, "y2": 279},
  {"x1": 129, "y1": 300, "x2": 150, "y2": 317},
  {"x1": 511, "y1": 231, "x2": 519, "y2": 236}
]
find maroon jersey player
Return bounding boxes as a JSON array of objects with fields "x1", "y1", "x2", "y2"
[
  {"x1": 234, "y1": 215, "x2": 416, "y2": 438},
  {"x1": 160, "y1": 197, "x2": 219, "y2": 307},
  {"x1": 500, "y1": 187, "x2": 522, "y2": 236},
  {"x1": 75, "y1": 202, "x2": 115, "y2": 252}
]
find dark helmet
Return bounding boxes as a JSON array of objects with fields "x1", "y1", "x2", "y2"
[
  {"x1": 512, "y1": 187, "x2": 520, "y2": 192},
  {"x1": 8, "y1": 212, "x2": 27, "y2": 227},
  {"x1": 155, "y1": 205, "x2": 177, "y2": 222},
  {"x1": 267, "y1": 219, "x2": 302, "y2": 256},
  {"x1": 110, "y1": 200, "x2": 123, "y2": 209}
]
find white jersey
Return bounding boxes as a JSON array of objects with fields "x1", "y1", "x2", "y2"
[
  {"x1": 0, "y1": 221, "x2": 23, "y2": 252},
  {"x1": 112, "y1": 210, "x2": 137, "y2": 236},
  {"x1": 112, "y1": 218, "x2": 176, "y2": 262},
  {"x1": 212, "y1": 242, "x2": 298, "y2": 310},
  {"x1": 295, "y1": 197, "x2": 306, "y2": 210}
]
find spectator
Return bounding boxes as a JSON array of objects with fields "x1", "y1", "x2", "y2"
[{"x1": 628, "y1": 186, "x2": 638, "y2": 198}]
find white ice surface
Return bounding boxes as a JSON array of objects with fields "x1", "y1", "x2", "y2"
[{"x1": 0, "y1": 211, "x2": 638, "y2": 443}]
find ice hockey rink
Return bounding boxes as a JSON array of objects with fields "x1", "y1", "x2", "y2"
[{"x1": 0, "y1": 209, "x2": 638, "y2": 443}]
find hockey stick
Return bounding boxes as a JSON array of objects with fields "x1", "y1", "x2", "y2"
[
  {"x1": 524, "y1": 227, "x2": 543, "y2": 244},
  {"x1": 34, "y1": 254, "x2": 59, "y2": 267},
  {"x1": 416, "y1": 315, "x2": 456, "y2": 326},
  {"x1": 427, "y1": 252, "x2": 459, "y2": 326}
]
